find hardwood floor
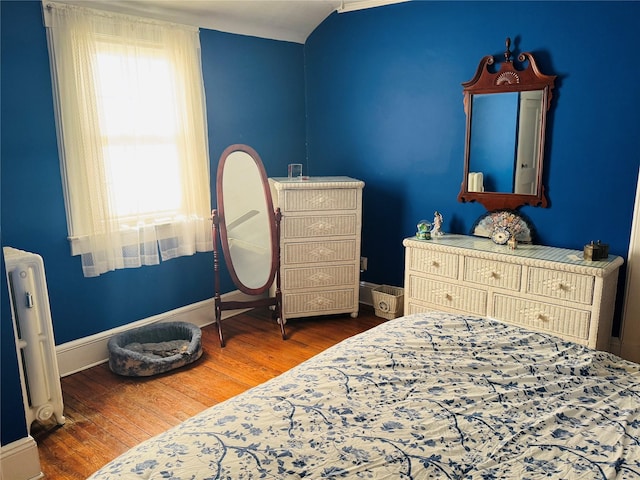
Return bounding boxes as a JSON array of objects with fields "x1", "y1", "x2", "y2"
[{"x1": 32, "y1": 306, "x2": 385, "y2": 479}]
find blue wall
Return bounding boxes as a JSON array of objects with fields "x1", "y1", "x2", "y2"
[
  {"x1": 1, "y1": 1, "x2": 305, "y2": 445},
  {"x1": 2, "y1": 0, "x2": 639, "y2": 447},
  {"x1": 202, "y1": 29, "x2": 306, "y2": 172},
  {"x1": 305, "y1": 1, "x2": 639, "y2": 299}
]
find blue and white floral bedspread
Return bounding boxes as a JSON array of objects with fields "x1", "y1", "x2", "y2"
[{"x1": 88, "y1": 312, "x2": 640, "y2": 479}]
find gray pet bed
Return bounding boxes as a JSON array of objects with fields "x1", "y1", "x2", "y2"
[{"x1": 108, "y1": 321, "x2": 203, "y2": 377}]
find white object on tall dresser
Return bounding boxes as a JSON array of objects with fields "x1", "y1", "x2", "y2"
[
  {"x1": 269, "y1": 177, "x2": 364, "y2": 324},
  {"x1": 403, "y1": 234, "x2": 624, "y2": 350}
]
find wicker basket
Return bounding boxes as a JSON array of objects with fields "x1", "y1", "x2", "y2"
[{"x1": 372, "y1": 285, "x2": 404, "y2": 320}]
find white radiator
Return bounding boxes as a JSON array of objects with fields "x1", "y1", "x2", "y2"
[{"x1": 3, "y1": 247, "x2": 65, "y2": 433}]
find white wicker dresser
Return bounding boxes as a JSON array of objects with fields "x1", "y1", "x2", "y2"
[
  {"x1": 269, "y1": 177, "x2": 364, "y2": 323},
  {"x1": 403, "y1": 234, "x2": 623, "y2": 350}
]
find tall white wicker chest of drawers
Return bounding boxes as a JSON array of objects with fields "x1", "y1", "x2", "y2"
[
  {"x1": 269, "y1": 177, "x2": 365, "y2": 324},
  {"x1": 403, "y1": 234, "x2": 623, "y2": 350}
]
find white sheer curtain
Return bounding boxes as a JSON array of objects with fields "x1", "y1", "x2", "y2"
[{"x1": 44, "y1": 2, "x2": 212, "y2": 277}]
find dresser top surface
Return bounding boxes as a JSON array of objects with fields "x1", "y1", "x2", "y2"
[
  {"x1": 269, "y1": 177, "x2": 364, "y2": 189},
  {"x1": 404, "y1": 234, "x2": 623, "y2": 272}
]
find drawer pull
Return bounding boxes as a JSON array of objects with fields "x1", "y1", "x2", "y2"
[
  {"x1": 444, "y1": 293, "x2": 453, "y2": 301},
  {"x1": 490, "y1": 271, "x2": 500, "y2": 279},
  {"x1": 431, "y1": 260, "x2": 440, "y2": 268},
  {"x1": 555, "y1": 282, "x2": 570, "y2": 292},
  {"x1": 537, "y1": 313, "x2": 549, "y2": 322}
]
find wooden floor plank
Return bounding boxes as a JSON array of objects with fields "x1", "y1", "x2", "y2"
[{"x1": 32, "y1": 306, "x2": 385, "y2": 477}]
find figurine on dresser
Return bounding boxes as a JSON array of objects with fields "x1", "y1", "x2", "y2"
[
  {"x1": 416, "y1": 220, "x2": 432, "y2": 240},
  {"x1": 432, "y1": 211, "x2": 444, "y2": 236}
]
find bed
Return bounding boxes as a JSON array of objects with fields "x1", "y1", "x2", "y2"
[{"x1": 88, "y1": 311, "x2": 640, "y2": 479}]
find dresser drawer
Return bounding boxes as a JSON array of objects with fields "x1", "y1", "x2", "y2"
[
  {"x1": 526, "y1": 268, "x2": 595, "y2": 305},
  {"x1": 407, "y1": 275, "x2": 487, "y2": 316},
  {"x1": 463, "y1": 257, "x2": 521, "y2": 291},
  {"x1": 283, "y1": 264, "x2": 356, "y2": 290},
  {"x1": 408, "y1": 249, "x2": 458, "y2": 279},
  {"x1": 283, "y1": 239, "x2": 356, "y2": 265},
  {"x1": 282, "y1": 289, "x2": 355, "y2": 316},
  {"x1": 282, "y1": 214, "x2": 357, "y2": 239},
  {"x1": 492, "y1": 294, "x2": 591, "y2": 342},
  {"x1": 282, "y1": 188, "x2": 359, "y2": 212}
]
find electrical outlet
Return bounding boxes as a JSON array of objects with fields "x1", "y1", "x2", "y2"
[{"x1": 360, "y1": 256, "x2": 368, "y2": 272}]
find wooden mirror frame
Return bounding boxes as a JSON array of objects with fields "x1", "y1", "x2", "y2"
[
  {"x1": 458, "y1": 38, "x2": 556, "y2": 211},
  {"x1": 212, "y1": 144, "x2": 285, "y2": 347}
]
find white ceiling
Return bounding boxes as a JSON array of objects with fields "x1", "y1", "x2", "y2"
[{"x1": 57, "y1": 0, "x2": 409, "y2": 44}]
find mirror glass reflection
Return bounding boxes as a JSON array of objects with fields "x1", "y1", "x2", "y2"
[
  {"x1": 220, "y1": 150, "x2": 273, "y2": 289},
  {"x1": 468, "y1": 90, "x2": 543, "y2": 194}
]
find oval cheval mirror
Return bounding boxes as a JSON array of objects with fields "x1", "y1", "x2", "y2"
[{"x1": 211, "y1": 144, "x2": 285, "y2": 347}]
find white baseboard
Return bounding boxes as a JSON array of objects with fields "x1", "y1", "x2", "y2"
[
  {"x1": 359, "y1": 281, "x2": 379, "y2": 307},
  {"x1": 609, "y1": 336, "x2": 622, "y2": 356},
  {"x1": 0, "y1": 436, "x2": 43, "y2": 480},
  {"x1": 57, "y1": 280, "x2": 621, "y2": 376},
  {"x1": 56, "y1": 285, "x2": 376, "y2": 378},
  {"x1": 55, "y1": 291, "x2": 256, "y2": 377}
]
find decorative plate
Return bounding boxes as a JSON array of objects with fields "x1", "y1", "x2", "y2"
[
  {"x1": 471, "y1": 209, "x2": 535, "y2": 244},
  {"x1": 491, "y1": 226, "x2": 511, "y2": 245}
]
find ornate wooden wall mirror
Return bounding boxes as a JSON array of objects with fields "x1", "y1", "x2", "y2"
[
  {"x1": 458, "y1": 38, "x2": 556, "y2": 211},
  {"x1": 212, "y1": 144, "x2": 285, "y2": 346}
]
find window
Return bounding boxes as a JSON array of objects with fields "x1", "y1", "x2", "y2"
[
  {"x1": 95, "y1": 47, "x2": 183, "y2": 219},
  {"x1": 44, "y1": 2, "x2": 212, "y2": 277}
]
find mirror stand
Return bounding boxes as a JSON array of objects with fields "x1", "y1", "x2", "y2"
[
  {"x1": 211, "y1": 144, "x2": 286, "y2": 347},
  {"x1": 212, "y1": 209, "x2": 285, "y2": 347}
]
